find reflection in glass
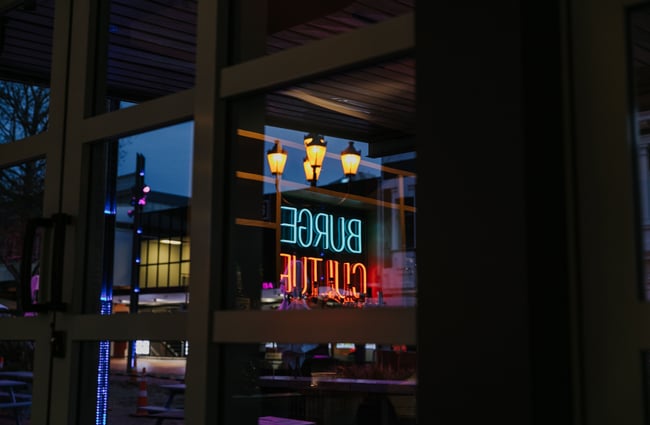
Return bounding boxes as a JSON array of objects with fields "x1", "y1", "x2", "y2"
[
  {"x1": 233, "y1": 0, "x2": 414, "y2": 63},
  {"x1": 103, "y1": 341, "x2": 186, "y2": 425},
  {"x1": 629, "y1": 7, "x2": 650, "y2": 300},
  {"x1": 101, "y1": 0, "x2": 197, "y2": 112},
  {"x1": 224, "y1": 53, "x2": 415, "y2": 312},
  {"x1": 222, "y1": 342, "x2": 416, "y2": 424},
  {"x1": 0, "y1": 161, "x2": 45, "y2": 317},
  {"x1": 110, "y1": 122, "x2": 193, "y2": 312},
  {"x1": 0, "y1": 1, "x2": 53, "y2": 142},
  {"x1": 95, "y1": 122, "x2": 193, "y2": 383},
  {"x1": 0, "y1": 339, "x2": 35, "y2": 425}
]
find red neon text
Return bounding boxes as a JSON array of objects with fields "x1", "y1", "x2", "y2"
[{"x1": 280, "y1": 253, "x2": 367, "y2": 298}]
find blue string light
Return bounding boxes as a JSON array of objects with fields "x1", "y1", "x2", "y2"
[{"x1": 95, "y1": 300, "x2": 112, "y2": 424}]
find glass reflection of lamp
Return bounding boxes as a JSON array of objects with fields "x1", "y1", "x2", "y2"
[
  {"x1": 267, "y1": 139, "x2": 287, "y2": 177},
  {"x1": 340, "y1": 141, "x2": 361, "y2": 177},
  {"x1": 266, "y1": 140, "x2": 287, "y2": 307},
  {"x1": 303, "y1": 133, "x2": 327, "y2": 186},
  {"x1": 303, "y1": 157, "x2": 321, "y2": 183}
]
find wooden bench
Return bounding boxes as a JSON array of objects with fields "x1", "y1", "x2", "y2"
[
  {"x1": 0, "y1": 392, "x2": 31, "y2": 400},
  {"x1": 148, "y1": 409, "x2": 184, "y2": 419},
  {"x1": 0, "y1": 379, "x2": 31, "y2": 425},
  {"x1": 0, "y1": 400, "x2": 32, "y2": 425},
  {"x1": 259, "y1": 416, "x2": 316, "y2": 425},
  {"x1": 131, "y1": 408, "x2": 184, "y2": 424},
  {"x1": 0, "y1": 401, "x2": 31, "y2": 409},
  {"x1": 0, "y1": 394, "x2": 32, "y2": 416},
  {"x1": 136, "y1": 405, "x2": 171, "y2": 414}
]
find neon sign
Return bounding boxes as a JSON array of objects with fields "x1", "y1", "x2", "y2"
[
  {"x1": 280, "y1": 254, "x2": 367, "y2": 298},
  {"x1": 280, "y1": 206, "x2": 362, "y2": 254},
  {"x1": 279, "y1": 207, "x2": 367, "y2": 299}
]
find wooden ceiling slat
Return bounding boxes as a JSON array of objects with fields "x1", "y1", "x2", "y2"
[
  {"x1": 295, "y1": 84, "x2": 413, "y2": 125},
  {"x1": 106, "y1": 65, "x2": 192, "y2": 86},
  {"x1": 111, "y1": 0, "x2": 197, "y2": 28},
  {"x1": 327, "y1": 71, "x2": 414, "y2": 102},
  {"x1": 108, "y1": 20, "x2": 196, "y2": 50},
  {"x1": 108, "y1": 35, "x2": 195, "y2": 64},
  {"x1": 266, "y1": 110, "x2": 373, "y2": 141},
  {"x1": 110, "y1": 3, "x2": 196, "y2": 40},
  {"x1": 106, "y1": 76, "x2": 186, "y2": 96},
  {"x1": 303, "y1": 72, "x2": 414, "y2": 107},
  {"x1": 0, "y1": 56, "x2": 50, "y2": 73},
  {"x1": 107, "y1": 45, "x2": 194, "y2": 73},
  {"x1": 319, "y1": 16, "x2": 380, "y2": 33},
  {"x1": 351, "y1": 0, "x2": 414, "y2": 11},
  {"x1": 266, "y1": 93, "x2": 408, "y2": 142},
  {"x1": 5, "y1": 8, "x2": 54, "y2": 29},
  {"x1": 2, "y1": 43, "x2": 52, "y2": 62},
  {"x1": 107, "y1": 63, "x2": 192, "y2": 87}
]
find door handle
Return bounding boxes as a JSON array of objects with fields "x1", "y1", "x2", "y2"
[{"x1": 19, "y1": 213, "x2": 71, "y2": 313}]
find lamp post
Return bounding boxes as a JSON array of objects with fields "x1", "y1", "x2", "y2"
[
  {"x1": 127, "y1": 153, "x2": 150, "y2": 375},
  {"x1": 303, "y1": 133, "x2": 327, "y2": 186},
  {"x1": 266, "y1": 140, "x2": 287, "y2": 290},
  {"x1": 265, "y1": 136, "x2": 363, "y2": 293}
]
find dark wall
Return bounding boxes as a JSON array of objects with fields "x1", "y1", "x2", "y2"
[{"x1": 416, "y1": 1, "x2": 568, "y2": 423}]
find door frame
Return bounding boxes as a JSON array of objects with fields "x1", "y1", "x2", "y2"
[{"x1": 570, "y1": 0, "x2": 650, "y2": 423}]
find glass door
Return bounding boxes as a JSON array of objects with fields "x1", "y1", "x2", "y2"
[
  {"x1": 0, "y1": 0, "x2": 73, "y2": 423},
  {"x1": 571, "y1": 0, "x2": 650, "y2": 423},
  {"x1": 203, "y1": 1, "x2": 417, "y2": 424},
  {"x1": 0, "y1": 1, "x2": 196, "y2": 424}
]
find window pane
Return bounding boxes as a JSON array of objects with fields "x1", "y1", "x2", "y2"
[
  {"x1": 629, "y1": 6, "x2": 650, "y2": 300},
  {"x1": 226, "y1": 58, "x2": 416, "y2": 310},
  {"x1": 0, "y1": 339, "x2": 35, "y2": 424},
  {"x1": 221, "y1": 342, "x2": 416, "y2": 424},
  {"x1": 74, "y1": 340, "x2": 187, "y2": 424},
  {"x1": 0, "y1": 160, "x2": 45, "y2": 316},
  {"x1": 94, "y1": 0, "x2": 196, "y2": 115},
  {"x1": 110, "y1": 122, "x2": 193, "y2": 311},
  {"x1": 0, "y1": 1, "x2": 53, "y2": 142}
]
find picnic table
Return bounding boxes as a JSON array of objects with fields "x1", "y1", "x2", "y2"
[
  {"x1": 136, "y1": 382, "x2": 185, "y2": 425},
  {"x1": 0, "y1": 379, "x2": 31, "y2": 425},
  {"x1": 157, "y1": 383, "x2": 185, "y2": 409},
  {"x1": 0, "y1": 372, "x2": 33, "y2": 382}
]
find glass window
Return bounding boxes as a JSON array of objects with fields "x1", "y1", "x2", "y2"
[
  {"x1": 225, "y1": 57, "x2": 416, "y2": 311},
  {"x1": 110, "y1": 121, "x2": 193, "y2": 312},
  {"x1": 0, "y1": 160, "x2": 45, "y2": 317},
  {"x1": 629, "y1": 6, "x2": 650, "y2": 300},
  {"x1": 94, "y1": 0, "x2": 197, "y2": 115},
  {"x1": 74, "y1": 340, "x2": 187, "y2": 424},
  {"x1": 220, "y1": 342, "x2": 415, "y2": 424},
  {"x1": 0, "y1": 339, "x2": 35, "y2": 424},
  {"x1": 0, "y1": 0, "x2": 53, "y2": 142}
]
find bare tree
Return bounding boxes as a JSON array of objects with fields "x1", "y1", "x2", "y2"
[
  {"x1": 0, "y1": 82, "x2": 48, "y2": 138},
  {"x1": 0, "y1": 81, "x2": 48, "y2": 284}
]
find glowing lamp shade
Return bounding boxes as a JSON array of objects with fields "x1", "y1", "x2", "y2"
[
  {"x1": 340, "y1": 141, "x2": 361, "y2": 177},
  {"x1": 266, "y1": 140, "x2": 288, "y2": 175},
  {"x1": 303, "y1": 133, "x2": 327, "y2": 168},
  {"x1": 303, "y1": 157, "x2": 321, "y2": 182}
]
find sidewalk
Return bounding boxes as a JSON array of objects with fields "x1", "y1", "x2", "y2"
[
  {"x1": 107, "y1": 371, "x2": 185, "y2": 425},
  {"x1": 0, "y1": 357, "x2": 187, "y2": 425},
  {"x1": 107, "y1": 357, "x2": 186, "y2": 424},
  {"x1": 110, "y1": 356, "x2": 187, "y2": 380}
]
